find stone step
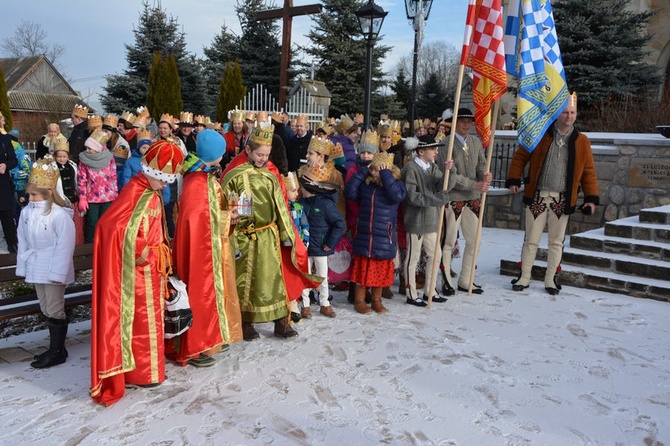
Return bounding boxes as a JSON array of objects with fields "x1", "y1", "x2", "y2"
[
  {"x1": 500, "y1": 259, "x2": 670, "y2": 302},
  {"x1": 569, "y1": 228, "x2": 670, "y2": 261},
  {"x1": 639, "y1": 204, "x2": 670, "y2": 225},
  {"x1": 535, "y1": 246, "x2": 670, "y2": 280},
  {"x1": 604, "y1": 216, "x2": 670, "y2": 243}
]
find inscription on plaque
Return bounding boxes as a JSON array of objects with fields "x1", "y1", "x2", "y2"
[{"x1": 629, "y1": 158, "x2": 670, "y2": 187}]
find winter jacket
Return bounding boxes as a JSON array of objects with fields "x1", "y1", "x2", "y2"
[
  {"x1": 344, "y1": 166, "x2": 407, "y2": 260},
  {"x1": 401, "y1": 159, "x2": 453, "y2": 234},
  {"x1": 506, "y1": 126, "x2": 599, "y2": 214},
  {"x1": 0, "y1": 133, "x2": 18, "y2": 211},
  {"x1": 55, "y1": 159, "x2": 78, "y2": 204},
  {"x1": 77, "y1": 153, "x2": 118, "y2": 204},
  {"x1": 16, "y1": 201, "x2": 75, "y2": 284},
  {"x1": 329, "y1": 133, "x2": 356, "y2": 171},
  {"x1": 344, "y1": 158, "x2": 372, "y2": 235},
  {"x1": 298, "y1": 189, "x2": 345, "y2": 257},
  {"x1": 436, "y1": 133, "x2": 486, "y2": 201},
  {"x1": 10, "y1": 140, "x2": 30, "y2": 192},
  {"x1": 121, "y1": 148, "x2": 170, "y2": 203}
]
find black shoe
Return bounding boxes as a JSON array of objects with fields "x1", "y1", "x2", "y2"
[
  {"x1": 423, "y1": 294, "x2": 448, "y2": 303},
  {"x1": 30, "y1": 349, "x2": 66, "y2": 368},
  {"x1": 126, "y1": 382, "x2": 162, "y2": 389},
  {"x1": 441, "y1": 283, "x2": 456, "y2": 296},
  {"x1": 406, "y1": 297, "x2": 428, "y2": 307},
  {"x1": 35, "y1": 347, "x2": 68, "y2": 361},
  {"x1": 512, "y1": 284, "x2": 529, "y2": 291},
  {"x1": 458, "y1": 284, "x2": 483, "y2": 294},
  {"x1": 290, "y1": 311, "x2": 302, "y2": 323},
  {"x1": 187, "y1": 354, "x2": 216, "y2": 367},
  {"x1": 545, "y1": 287, "x2": 560, "y2": 295},
  {"x1": 7, "y1": 244, "x2": 17, "y2": 254}
]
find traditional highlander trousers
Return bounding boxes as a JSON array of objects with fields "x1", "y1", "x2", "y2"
[
  {"x1": 169, "y1": 130, "x2": 242, "y2": 368},
  {"x1": 16, "y1": 157, "x2": 75, "y2": 368},
  {"x1": 90, "y1": 140, "x2": 184, "y2": 406},
  {"x1": 221, "y1": 122, "x2": 321, "y2": 341},
  {"x1": 506, "y1": 93, "x2": 599, "y2": 295}
]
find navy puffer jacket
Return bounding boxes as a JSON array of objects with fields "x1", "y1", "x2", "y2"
[
  {"x1": 344, "y1": 167, "x2": 407, "y2": 259},
  {"x1": 298, "y1": 190, "x2": 345, "y2": 257}
]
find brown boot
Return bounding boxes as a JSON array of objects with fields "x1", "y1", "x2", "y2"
[
  {"x1": 242, "y1": 322, "x2": 260, "y2": 341},
  {"x1": 274, "y1": 317, "x2": 299, "y2": 338},
  {"x1": 370, "y1": 287, "x2": 387, "y2": 313},
  {"x1": 381, "y1": 286, "x2": 393, "y2": 299},
  {"x1": 354, "y1": 284, "x2": 372, "y2": 314},
  {"x1": 398, "y1": 274, "x2": 406, "y2": 295},
  {"x1": 319, "y1": 305, "x2": 336, "y2": 317}
]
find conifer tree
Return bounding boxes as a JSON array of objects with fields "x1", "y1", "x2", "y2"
[
  {"x1": 162, "y1": 55, "x2": 184, "y2": 117},
  {"x1": 416, "y1": 72, "x2": 449, "y2": 120},
  {"x1": 217, "y1": 60, "x2": 247, "y2": 123},
  {"x1": 203, "y1": 24, "x2": 239, "y2": 114},
  {"x1": 0, "y1": 64, "x2": 12, "y2": 130},
  {"x1": 146, "y1": 52, "x2": 163, "y2": 120},
  {"x1": 390, "y1": 66, "x2": 411, "y2": 118}
]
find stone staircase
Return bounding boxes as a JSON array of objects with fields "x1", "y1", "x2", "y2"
[{"x1": 500, "y1": 205, "x2": 670, "y2": 302}]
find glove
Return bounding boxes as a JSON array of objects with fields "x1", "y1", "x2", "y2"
[{"x1": 78, "y1": 196, "x2": 89, "y2": 214}]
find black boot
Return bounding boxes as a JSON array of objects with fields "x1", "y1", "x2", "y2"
[
  {"x1": 31, "y1": 318, "x2": 68, "y2": 369},
  {"x1": 7, "y1": 243, "x2": 17, "y2": 254},
  {"x1": 347, "y1": 281, "x2": 356, "y2": 304}
]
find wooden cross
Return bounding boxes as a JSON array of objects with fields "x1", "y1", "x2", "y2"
[{"x1": 256, "y1": 0, "x2": 322, "y2": 109}]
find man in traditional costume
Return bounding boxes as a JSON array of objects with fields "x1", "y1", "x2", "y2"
[
  {"x1": 169, "y1": 130, "x2": 242, "y2": 367},
  {"x1": 90, "y1": 140, "x2": 184, "y2": 406}
]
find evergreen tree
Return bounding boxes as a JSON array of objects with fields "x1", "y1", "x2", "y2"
[
  {"x1": 217, "y1": 60, "x2": 247, "y2": 123},
  {"x1": 416, "y1": 72, "x2": 449, "y2": 120},
  {"x1": 146, "y1": 52, "x2": 163, "y2": 120},
  {"x1": 203, "y1": 24, "x2": 239, "y2": 115},
  {"x1": 390, "y1": 66, "x2": 411, "y2": 118},
  {"x1": 0, "y1": 64, "x2": 12, "y2": 130},
  {"x1": 553, "y1": 0, "x2": 661, "y2": 111},
  {"x1": 162, "y1": 55, "x2": 184, "y2": 117},
  {"x1": 302, "y1": 0, "x2": 390, "y2": 118},
  {"x1": 101, "y1": 1, "x2": 205, "y2": 113}
]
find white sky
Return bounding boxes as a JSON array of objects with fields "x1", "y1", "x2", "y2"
[{"x1": 0, "y1": 1, "x2": 465, "y2": 113}]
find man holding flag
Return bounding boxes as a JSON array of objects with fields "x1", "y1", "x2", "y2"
[{"x1": 504, "y1": 0, "x2": 599, "y2": 295}]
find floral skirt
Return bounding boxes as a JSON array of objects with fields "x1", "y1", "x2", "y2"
[{"x1": 350, "y1": 256, "x2": 394, "y2": 288}]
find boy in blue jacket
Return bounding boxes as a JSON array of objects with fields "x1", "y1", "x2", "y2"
[{"x1": 298, "y1": 163, "x2": 345, "y2": 318}]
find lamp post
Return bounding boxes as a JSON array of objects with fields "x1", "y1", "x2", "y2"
[
  {"x1": 355, "y1": 0, "x2": 387, "y2": 130},
  {"x1": 405, "y1": 0, "x2": 434, "y2": 135}
]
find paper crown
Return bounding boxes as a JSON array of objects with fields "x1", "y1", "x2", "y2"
[
  {"x1": 213, "y1": 122, "x2": 223, "y2": 131},
  {"x1": 370, "y1": 152, "x2": 395, "y2": 170},
  {"x1": 377, "y1": 123, "x2": 392, "y2": 137},
  {"x1": 53, "y1": 137, "x2": 69, "y2": 154},
  {"x1": 136, "y1": 106, "x2": 150, "y2": 119},
  {"x1": 301, "y1": 162, "x2": 333, "y2": 184},
  {"x1": 136, "y1": 128, "x2": 153, "y2": 143},
  {"x1": 249, "y1": 123, "x2": 274, "y2": 146},
  {"x1": 159, "y1": 113, "x2": 174, "y2": 125},
  {"x1": 119, "y1": 111, "x2": 136, "y2": 125},
  {"x1": 179, "y1": 111, "x2": 194, "y2": 125},
  {"x1": 29, "y1": 156, "x2": 60, "y2": 189},
  {"x1": 316, "y1": 119, "x2": 335, "y2": 136},
  {"x1": 194, "y1": 114, "x2": 207, "y2": 126},
  {"x1": 103, "y1": 114, "x2": 119, "y2": 130},
  {"x1": 72, "y1": 104, "x2": 89, "y2": 119},
  {"x1": 569, "y1": 91, "x2": 578, "y2": 109},
  {"x1": 307, "y1": 136, "x2": 334, "y2": 156},
  {"x1": 329, "y1": 142, "x2": 344, "y2": 159},
  {"x1": 87, "y1": 115, "x2": 102, "y2": 131},
  {"x1": 271, "y1": 112, "x2": 283, "y2": 123},
  {"x1": 229, "y1": 109, "x2": 245, "y2": 122},
  {"x1": 204, "y1": 116, "x2": 213, "y2": 128},
  {"x1": 336, "y1": 114, "x2": 355, "y2": 134},
  {"x1": 141, "y1": 140, "x2": 185, "y2": 184},
  {"x1": 296, "y1": 114, "x2": 308, "y2": 125},
  {"x1": 133, "y1": 115, "x2": 150, "y2": 129},
  {"x1": 244, "y1": 111, "x2": 256, "y2": 122},
  {"x1": 354, "y1": 113, "x2": 364, "y2": 124},
  {"x1": 85, "y1": 128, "x2": 109, "y2": 152},
  {"x1": 283, "y1": 171, "x2": 299, "y2": 190},
  {"x1": 358, "y1": 129, "x2": 380, "y2": 154},
  {"x1": 256, "y1": 111, "x2": 269, "y2": 122}
]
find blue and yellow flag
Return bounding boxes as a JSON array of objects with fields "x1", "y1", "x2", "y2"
[{"x1": 504, "y1": 0, "x2": 568, "y2": 152}]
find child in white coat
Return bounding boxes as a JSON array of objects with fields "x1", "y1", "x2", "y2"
[{"x1": 16, "y1": 157, "x2": 75, "y2": 369}]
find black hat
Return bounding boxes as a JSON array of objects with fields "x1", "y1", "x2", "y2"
[{"x1": 455, "y1": 108, "x2": 475, "y2": 120}]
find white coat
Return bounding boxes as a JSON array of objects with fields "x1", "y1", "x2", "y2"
[{"x1": 16, "y1": 200, "x2": 76, "y2": 284}]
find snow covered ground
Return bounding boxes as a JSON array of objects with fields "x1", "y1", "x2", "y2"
[{"x1": 1, "y1": 227, "x2": 669, "y2": 445}]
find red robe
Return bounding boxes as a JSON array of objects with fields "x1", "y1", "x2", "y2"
[
  {"x1": 222, "y1": 152, "x2": 320, "y2": 300},
  {"x1": 89, "y1": 174, "x2": 170, "y2": 406},
  {"x1": 169, "y1": 171, "x2": 242, "y2": 364}
]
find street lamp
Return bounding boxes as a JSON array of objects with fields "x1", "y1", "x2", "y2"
[
  {"x1": 405, "y1": 0, "x2": 434, "y2": 135},
  {"x1": 356, "y1": 0, "x2": 387, "y2": 130}
]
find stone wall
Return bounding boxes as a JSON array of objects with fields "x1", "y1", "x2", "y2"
[{"x1": 484, "y1": 131, "x2": 670, "y2": 235}]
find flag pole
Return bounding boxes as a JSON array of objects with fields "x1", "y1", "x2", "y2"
[
  {"x1": 466, "y1": 99, "x2": 501, "y2": 295},
  {"x1": 425, "y1": 63, "x2": 467, "y2": 309}
]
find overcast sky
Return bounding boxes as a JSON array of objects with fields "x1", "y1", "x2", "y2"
[{"x1": 0, "y1": 0, "x2": 466, "y2": 112}]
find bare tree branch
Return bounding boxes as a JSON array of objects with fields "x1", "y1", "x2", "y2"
[{"x1": 1, "y1": 20, "x2": 66, "y2": 67}]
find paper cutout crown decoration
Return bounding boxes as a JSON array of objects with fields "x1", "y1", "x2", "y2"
[
  {"x1": 120, "y1": 111, "x2": 136, "y2": 125},
  {"x1": 354, "y1": 113, "x2": 364, "y2": 124},
  {"x1": 256, "y1": 111, "x2": 269, "y2": 124},
  {"x1": 336, "y1": 114, "x2": 355, "y2": 134},
  {"x1": 72, "y1": 104, "x2": 89, "y2": 119},
  {"x1": 307, "y1": 136, "x2": 334, "y2": 156},
  {"x1": 271, "y1": 112, "x2": 283, "y2": 123},
  {"x1": 283, "y1": 171, "x2": 299, "y2": 190},
  {"x1": 133, "y1": 115, "x2": 150, "y2": 129},
  {"x1": 377, "y1": 123, "x2": 392, "y2": 137},
  {"x1": 136, "y1": 128, "x2": 153, "y2": 142},
  {"x1": 370, "y1": 152, "x2": 395, "y2": 170},
  {"x1": 249, "y1": 123, "x2": 274, "y2": 146},
  {"x1": 317, "y1": 119, "x2": 335, "y2": 136},
  {"x1": 141, "y1": 140, "x2": 185, "y2": 184},
  {"x1": 194, "y1": 114, "x2": 207, "y2": 126},
  {"x1": 103, "y1": 114, "x2": 119, "y2": 129},
  {"x1": 329, "y1": 142, "x2": 345, "y2": 160},
  {"x1": 29, "y1": 156, "x2": 60, "y2": 189},
  {"x1": 87, "y1": 115, "x2": 102, "y2": 130},
  {"x1": 229, "y1": 109, "x2": 245, "y2": 122},
  {"x1": 136, "y1": 106, "x2": 150, "y2": 119},
  {"x1": 85, "y1": 128, "x2": 109, "y2": 152},
  {"x1": 53, "y1": 137, "x2": 69, "y2": 154},
  {"x1": 179, "y1": 111, "x2": 194, "y2": 125},
  {"x1": 301, "y1": 163, "x2": 333, "y2": 184},
  {"x1": 203, "y1": 116, "x2": 213, "y2": 128},
  {"x1": 244, "y1": 111, "x2": 256, "y2": 122},
  {"x1": 159, "y1": 113, "x2": 175, "y2": 125},
  {"x1": 390, "y1": 120, "x2": 401, "y2": 133},
  {"x1": 569, "y1": 92, "x2": 578, "y2": 108},
  {"x1": 358, "y1": 129, "x2": 380, "y2": 154}
]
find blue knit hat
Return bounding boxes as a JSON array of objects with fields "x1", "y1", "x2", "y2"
[{"x1": 196, "y1": 129, "x2": 226, "y2": 162}]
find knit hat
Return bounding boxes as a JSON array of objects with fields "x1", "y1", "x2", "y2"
[
  {"x1": 196, "y1": 129, "x2": 226, "y2": 162},
  {"x1": 29, "y1": 156, "x2": 60, "y2": 189},
  {"x1": 84, "y1": 129, "x2": 109, "y2": 153},
  {"x1": 358, "y1": 129, "x2": 379, "y2": 154},
  {"x1": 141, "y1": 140, "x2": 185, "y2": 184}
]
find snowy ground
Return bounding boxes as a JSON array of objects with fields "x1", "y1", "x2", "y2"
[{"x1": 1, "y1": 227, "x2": 669, "y2": 445}]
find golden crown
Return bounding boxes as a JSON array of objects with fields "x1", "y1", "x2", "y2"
[
  {"x1": 336, "y1": 114, "x2": 355, "y2": 134},
  {"x1": 72, "y1": 104, "x2": 89, "y2": 119},
  {"x1": 354, "y1": 113, "x2": 364, "y2": 123},
  {"x1": 136, "y1": 128, "x2": 153, "y2": 141},
  {"x1": 317, "y1": 119, "x2": 335, "y2": 136},
  {"x1": 249, "y1": 123, "x2": 274, "y2": 146},
  {"x1": 329, "y1": 142, "x2": 344, "y2": 159},
  {"x1": 229, "y1": 109, "x2": 245, "y2": 122},
  {"x1": 159, "y1": 113, "x2": 174, "y2": 125},
  {"x1": 390, "y1": 120, "x2": 401, "y2": 133},
  {"x1": 133, "y1": 115, "x2": 149, "y2": 129},
  {"x1": 257, "y1": 111, "x2": 269, "y2": 123},
  {"x1": 194, "y1": 114, "x2": 207, "y2": 125},
  {"x1": 120, "y1": 111, "x2": 136, "y2": 124},
  {"x1": 213, "y1": 122, "x2": 223, "y2": 131},
  {"x1": 271, "y1": 112, "x2": 283, "y2": 123},
  {"x1": 204, "y1": 116, "x2": 213, "y2": 127},
  {"x1": 360, "y1": 129, "x2": 380, "y2": 147},
  {"x1": 370, "y1": 152, "x2": 395, "y2": 170},
  {"x1": 29, "y1": 156, "x2": 60, "y2": 189},
  {"x1": 103, "y1": 114, "x2": 119, "y2": 128},
  {"x1": 53, "y1": 137, "x2": 69, "y2": 154},
  {"x1": 136, "y1": 106, "x2": 150, "y2": 119},
  {"x1": 245, "y1": 111, "x2": 256, "y2": 122},
  {"x1": 88, "y1": 115, "x2": 102, "y2": 130},
  {"x1": 377, "y1": 123, "x2": 392, "y2": 137},
  {"x1": 88, "y1": 128, "x2": 109, "y2": 146},
  {"x1": 179, "y1": 111, "x2": 193, "y2": 124},
  {"x1": 301, "y1": 163, "x2": 332, "y2": 184},
  {"x1": 283, "y1": 171, "x2": 299, "y2": 190},
  {"x1": 307, "y1": 136, "x2": 334, "y2": 156}
]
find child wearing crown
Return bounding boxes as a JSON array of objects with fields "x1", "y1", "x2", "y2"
[
  {"x1": 283, "y1": 171, "x2": 310, "y2": 323},
  {"x1": 52, "y1": 139, "x2": 84, "y2": 245},
  {"x1": 16, "y1": 156, "x2": 75, "y2": 368},
  {"x1": 221, "y1": 123, "x2": 322, "y2": 341},
  {"x1": 344, "y1": 152, "x2": 406, "y2": 313}
]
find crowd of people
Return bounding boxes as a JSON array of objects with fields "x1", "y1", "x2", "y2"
[{"x1": 0, "y1": 92, "x2": 598, "y2": 406}]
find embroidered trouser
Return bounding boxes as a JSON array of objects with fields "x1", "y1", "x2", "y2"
[
  {"x1": 442, "y1": 202, "x2": 479, "y2": 289},
  {"x1": 404, "y1": 232, "x2": 439, "y2": 299}
]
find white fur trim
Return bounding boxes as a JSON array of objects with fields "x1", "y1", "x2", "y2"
[{"x1": 141, "y1": 163, "x2": 179, "y2": 183}]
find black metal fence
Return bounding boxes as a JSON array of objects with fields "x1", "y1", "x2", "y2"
[{"x1": 490, "y1": 140, "x2": 518, "y2": 188}]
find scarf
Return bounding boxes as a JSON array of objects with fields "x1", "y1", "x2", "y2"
[
  {"x1": 182, "y1": 152, "x2": 218, "y2": 175},
  {"x1": 79, "y1": 149, "x2": 113, "y2": 170}
]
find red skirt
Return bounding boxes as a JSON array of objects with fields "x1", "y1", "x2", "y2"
[{"x1": 350, "y1": 256, "x2": 394, "y2": 287}]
